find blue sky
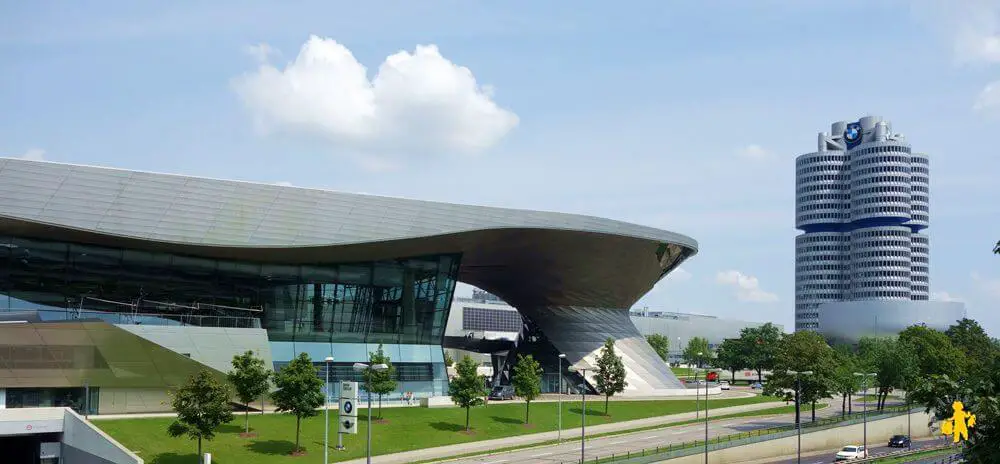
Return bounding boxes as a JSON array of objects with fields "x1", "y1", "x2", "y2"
[{"x1": 2, "y1": 1, "x2": 998, "y2": 334}]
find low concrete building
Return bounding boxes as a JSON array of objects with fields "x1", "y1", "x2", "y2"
[
  {"x1": 0, "y1": 407, "x2": 141, "y2": 464},
  {"x1": 630, "y1": 310, "x2": 783, "y2": 364}
]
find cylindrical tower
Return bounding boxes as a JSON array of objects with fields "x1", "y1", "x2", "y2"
[
  {"x1": 794, "y1": 125, "x2": 850, "y2": 330},
  {"x1": 847, "y1": 128, "x2": 913, "y2": 300},
  {"x1": 794, "y1": 116, "x2": 931, "y2": 331},
  {"x1": 909, "y1": 152, "x2": 930, "y2": 300}
]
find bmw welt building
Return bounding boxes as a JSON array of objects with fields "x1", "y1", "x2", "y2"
[{"x1": 0, "y1": 158, "x2": 697, "y2": 414}]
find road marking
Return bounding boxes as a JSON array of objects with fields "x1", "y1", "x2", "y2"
[
  {"x1": 670, "y1": 430, "x2": 686, "y2": 434},
  {"x1": 609, "y1": 440, "x2": 627, "y2": 445},
  {"x1": 642, "y1": 435, "x2": 659, "y2": 440},
  {"x1": 530, "y1": 452, "x2": 553, "y2": 458},
  {"x1": 481, "y1": 460, "x2": 508, "y2": 464}
]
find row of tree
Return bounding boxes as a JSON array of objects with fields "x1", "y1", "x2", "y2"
[
  {"x1": 447, "y1": 338, "x2": 629, "y2": 431},
  {"x1": 677, "y1": 318, "x2": 1000, "y2": 462},
  {"x1": 168, "y1": 344, "x2": 399, "y2": 457}
]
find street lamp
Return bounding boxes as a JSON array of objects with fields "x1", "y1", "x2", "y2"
[
  {"x1": 703, "y1": 364, "x2": 710, "y2": 464},
  {"x1": 558, "y1": 353, "x2": 567, "y2": 442},
  {"x1": 695, "y1": 352, "x2": 703, "y2": 419},
  {"x1": 568, "y1": 363, "x2": 589, "y2": 464},
  {"x1": 324, "y1": 355, "x2": 334, "y2": 463},
  {"x1": 787, "y1": 370, "x2": 813, "y2": 464},
  {"x1": 354, "y1": 362, "x2": 389, "y2": 464},
  {"x1": 854, "y1": 372, "x2": 877, "y2": 458}
]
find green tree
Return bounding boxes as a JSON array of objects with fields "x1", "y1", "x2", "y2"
[
  {"x1": 271, "y1": 352, "x2": 325, "y2": 454},
  {"x1": 511, "y1": 354, "x2": 542, "y2": 424},
  {"x1": 898, "y1": 324, "x2": 965, "y2": 380},
  {"x1": 714, "y1": 338, "x2": 747, "y2": 382},
  {"x1": 830, "y1": 344, "x2": 861, "y2": 417},
  {"x1": 646, "y1": 334, "x2": 670, "y2": 361},
  {"x1": 858, "y1": 337, "x2": 919, "y2": 411},
  {"x1": 227, "y1": 351, "x2": 271, "y2": 436},
  {"x1": 682, "y1": 337, "x2": 711, "y2": 368},
  {"x1": 444, "y1": 351, "x2": 455, "y2": 367},
  {"x1": 912, "y1": 365, "x2": 1000, "y2": 462},
  {"x1": 946, "y1": 318, "x2": 999, "y2": 378},
  {"x1": 449, "y1": 355, "x2": 488, "y2": 431},
  {"x1": 594, "y1": 338, "x2": 628, "y2": 415},
  {"x1": 763, "y1": 330, "x2": 836, "y2": 423},
  {"x1": 739, "y1": 323, "x2": 783, "y2": 383},
  {"x1": 167, "y1": 370, "x2": 234, "y2": 459},
  {"x1": 363, "y1": 344, "x2": 398, "y2": 419}
]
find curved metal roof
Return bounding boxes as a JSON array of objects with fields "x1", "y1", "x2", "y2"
[{"x1": 0, "y1": 157, "x2": 697, "y2": 309}]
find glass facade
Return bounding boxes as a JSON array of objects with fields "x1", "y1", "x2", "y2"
[{"x1": 0, "y1": 235, "x2": 460, "y2": 346}]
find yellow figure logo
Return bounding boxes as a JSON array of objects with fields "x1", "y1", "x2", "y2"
[{"x1": 941, "y1": 401, "x2": 976, "y2": 443}]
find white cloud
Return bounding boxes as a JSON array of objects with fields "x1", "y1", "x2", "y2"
[
  {"x1": 930, "y1": 291, "x2": 964, "y2": 303},
  {"x1": 973, "y1": 80, "x2": 1000, "y2": 110},
  {"x1": 232, "y1": 35, "x2": 519, "y2": 167},
  {"x1": 914, "y1": 0, "x2": 1000, "y2": 65},
  {"x1": 736, "y1": 144, "x2": 771, "y2": 161},
  {"x1": 971, "y1": 272, "x2": 1000, "y2": 298},
  {"x1": 243, "y1": 43, "x2": 277, "y2": 63},
  {"x1": 715, "y1": 270, "x2": 778, "y2": 303},
  {"x1": 18, "y1": 148, "x2": 46, "y2": 161}
]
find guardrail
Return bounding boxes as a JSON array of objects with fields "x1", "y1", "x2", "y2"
[
  {"x1": 576, "y1": 405, "x2": 915, "y2": 463},
  {"x1": 853, "y1": 443, "x2": 962, "y2": 463},
  {"x1": 19, "y1": 308, "x2": 262, "y2": 329}
]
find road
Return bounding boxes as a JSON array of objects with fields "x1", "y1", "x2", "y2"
[
  {"x1": 445, "y1": 401, "x2": 845, "y2": 464},
  {"x1": 764, "y1": 436, "x2": 953, "y2": 464}
]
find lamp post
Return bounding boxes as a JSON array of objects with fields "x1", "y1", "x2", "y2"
[
  {"x1": 854, "y1": 372, "x2": 877, "y2": 458},
  {"x1": 324, "y1": 355, "x2": 334, "y2": 463},
  {"x1": 787, "y1": 370, "x2": 813, "y2": 464},
  {"x1": 558, "y1": 353, "x2": 566, "y2": 442},
  {"x1": 695, "y1": 352, "x2": 703, "y2": 419},
  {"x1": 568, "y1": 364, "x2": 589, "y2": 464},
  {"x1": 703, "y1": 366, "x2": 709, "y2": 464},
  {"x1": 354, "y1": 362, "x2": 389, "y2": 464}
]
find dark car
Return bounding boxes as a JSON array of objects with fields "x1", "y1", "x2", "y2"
[
  {"x1": 489, "y1": 385, "x2": 515, "y2": 400},
  {"x1": 888, "y1": 434, "x2": 911, "y2": 448}
]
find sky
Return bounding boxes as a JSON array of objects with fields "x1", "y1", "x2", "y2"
[{"x1": 1, "y1": 0, "x2": 998, "y2": 334}]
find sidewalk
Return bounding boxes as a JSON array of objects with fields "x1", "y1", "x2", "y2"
[
  {"x1": 337, "y1": 400, "x2": 789, "y2": 464},
  {"x1": 90, "y1": 391, "x2": 755, "y2": 420}
]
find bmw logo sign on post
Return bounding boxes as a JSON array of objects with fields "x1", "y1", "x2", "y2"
[{"x1": 339, "y1": 381, "x2": 359, "y2": 434}]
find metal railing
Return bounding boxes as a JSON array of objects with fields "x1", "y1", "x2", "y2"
[
  {"x1": 576, "y1": 405, "x2": 915, "y2": 463},
  {"x1": 15, "y1": 308, "x2": 262, "y2": 329}
]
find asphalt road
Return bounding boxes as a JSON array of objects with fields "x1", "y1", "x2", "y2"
[
  {"x1": 445, "y1": 401, "x2": 846, "y2": 464},
  {"x1": 765, "y1": 436, "x2": 954, "y2": 464}
]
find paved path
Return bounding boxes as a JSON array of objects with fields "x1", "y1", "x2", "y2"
[
  {"x1": 89, "y1": 391, "x2": 754, "y2": 420},
  {"x1": 338, "y1": 399, "x2": 828, "y2": 464}
]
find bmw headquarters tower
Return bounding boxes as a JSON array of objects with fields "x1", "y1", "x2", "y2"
[{"x1": 795, "y1": 115, "x2": 964, "y2": 341}]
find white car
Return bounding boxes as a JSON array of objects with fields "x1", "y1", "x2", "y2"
[
  {"x1": 719, "y1": 380, "x2": 731, "y2": 390},
  {"x1": 835, "y1": 445, "x2": 868, "y2": 461}
]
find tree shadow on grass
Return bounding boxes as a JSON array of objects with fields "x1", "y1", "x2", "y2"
[
  {"x1": 247, "y1": 439, "x2": 300, "y2": 456},
  {"x1": 216, "y1": 423, "x2": 245, "y2": 434},
  {"x1": 490, "y1": 416, "x2": 523, "y2": 425},
  {"x1": 568, "y1": 407, "x2": 610, "y2": 417},
  {"x1": 150, "y1": 453, "x2": 199, "y2": 464},
  {"x1": 429, "y1": 421, "x2": 465, "y2": 432}
]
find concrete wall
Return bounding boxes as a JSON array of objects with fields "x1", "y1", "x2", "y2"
[
  {"x1": 663, "y1": 410, "x2": 935, "y2": 463},
  {"x1": 98, "y1": 388, "x2": 172, "y2": 414},
  {"x1": 116, "y1": 325, "x2": 272, "y2": 375},
  {"x1": 62, "y1": 408, "x2": 143, "y2": 464}
]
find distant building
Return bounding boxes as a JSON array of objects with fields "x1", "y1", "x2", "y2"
[{"x1": 629, "y1": 310, "x2": 783, "y2": 363}]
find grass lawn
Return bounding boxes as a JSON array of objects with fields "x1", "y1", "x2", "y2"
[
  {"x1": 98, "y1": 396, "x2": 776, "y2": 463},
  {"x1": 671, "y1": 367, "x2": 694, "y2": 377}
]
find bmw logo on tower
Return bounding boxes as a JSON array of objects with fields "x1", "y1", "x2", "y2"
[{"x1": 843, "y1": 122, "x2": 863, "y2": 148}]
